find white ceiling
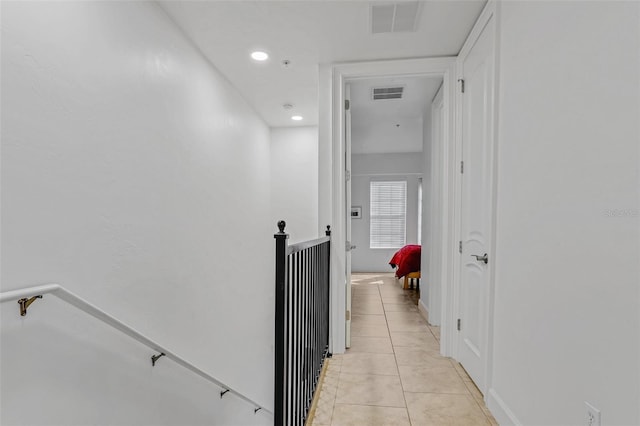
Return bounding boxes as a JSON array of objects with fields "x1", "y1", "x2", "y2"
[
  {"x1": 350, "y1": 75, "x2": 442, "y2": 122},
  {"x1": 350, "y1": 75, "x2": 443, "y2": 154},
  {"x1": 159, "y1": 0, "x2": 486, "y2": 128}
]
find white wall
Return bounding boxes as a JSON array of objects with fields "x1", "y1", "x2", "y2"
[
  {"x1": 1, "y1": 2, "x2": 273, "y2": 424},
  {"x1": 317, "y1": 65, "x2": 333, "y2": 238},
  {"x1": 351, "y1": 153, "x2": 423, "y2": 272},
  {"x1": 419, "y1": 103, "x2": 433, "y2": 315},
  {"x1": 270, "y1": 127, "x2": 319, "y2": 243},
  {"x1": 488, "y1": 2, "x2": 640, "y2": 425}
]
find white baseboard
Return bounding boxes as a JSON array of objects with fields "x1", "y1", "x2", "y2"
[
  {"x1": 487, "y1": 388, "x2": 521, "y2": 426},
  {"x1": 418, "y1": 299, "x2": 429, "y2": 324}
]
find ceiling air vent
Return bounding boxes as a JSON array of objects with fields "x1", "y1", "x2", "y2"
[
  {"x1": 371, "y1": 2, "x2": 421, "y2": 34},
  {"x1": 372, "y1": 86, "x2": 404, "y2": 100}
]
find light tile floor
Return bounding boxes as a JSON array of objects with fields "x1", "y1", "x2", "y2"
[{"x1": 309, "y1": 273, "x2": 497, "y2": 426}]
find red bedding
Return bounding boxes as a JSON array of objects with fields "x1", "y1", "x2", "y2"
[{"x1": 389, "y1": 245, "x2": 421, "y2": 278}]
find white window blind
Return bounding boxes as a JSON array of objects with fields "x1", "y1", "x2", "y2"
[{"x1": 370, "y1": 181, "x2": 407, "y2": 249}]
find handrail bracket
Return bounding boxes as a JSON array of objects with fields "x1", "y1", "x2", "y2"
[
  {"x1": 151, "y1": 352, "x2": 166, "y2": 366},
  {"x1": 18, "y1": 295, "x2": 43, "y2": 316}
]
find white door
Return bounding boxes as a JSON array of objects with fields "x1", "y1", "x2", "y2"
[
  {"x1": 457, "y1": 15, "x2": 495, "y2": 393},
  {"x1": 345, "y1": 83, "x2": 353, "y2": 348}
]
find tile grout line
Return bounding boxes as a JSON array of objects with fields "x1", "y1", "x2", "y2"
[
  {"x1": 328, "y1": 359, "x2": 341, "y2": 425},
  {"x1": 379, "y1": 276, "x2": 415, "y2": 426}
]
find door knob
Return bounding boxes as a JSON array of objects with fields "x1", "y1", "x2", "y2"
[{"x1": 472, "y1": 253, "x2": 488, "y2": 264}]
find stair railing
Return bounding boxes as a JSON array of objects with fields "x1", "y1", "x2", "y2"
[
  {"x1": 274, "y1": 221, "x2": 332, "y2": 426},
  {"x1": 0, "y1": 283, "x2": 272, "y2": 417}
]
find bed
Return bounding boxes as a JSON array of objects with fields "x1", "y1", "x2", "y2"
[{"x1": 389, "y1": 245, "x2": 421, "y2": 289}]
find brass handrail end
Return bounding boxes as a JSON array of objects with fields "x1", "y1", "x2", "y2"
[{"x1": 18, "y1": 295, "x2": 43, "y2": 317}]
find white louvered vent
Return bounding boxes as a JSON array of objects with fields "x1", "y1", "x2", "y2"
[
  {"x1": 372, "y1": 86, "x2": 404, "y2": 101},
  {"x1": 371, "y1": 2, "x2": 421, "y2": 34}
]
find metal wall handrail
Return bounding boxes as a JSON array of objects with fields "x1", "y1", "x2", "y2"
[{"x1": 0, "y1": 283, "x2": 272, "y2": 417}]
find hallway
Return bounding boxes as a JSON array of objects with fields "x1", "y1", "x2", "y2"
[{"x1": 309, "y1": 273, "x2": 497, "y2": 426}]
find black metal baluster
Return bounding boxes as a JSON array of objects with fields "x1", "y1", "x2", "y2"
[
  {"x1": 304, "y1": 249, "x2": 309, "y2": 422},
  {"x1": 313, "y1": 244, "x2": 320, "y2": 387},
  {"x1": 301, "y1": 249, "x2": 307, "y2": 425},
  {"x1": 320, "y1": 243, "x2": 324, "y2": 357},
  {"x1": 315, "y1": 245, "x2": 321, "y2": 384},
  {"x1": 296, "y1": 250, "x2": 303, "y2": 426},
  {"x1": 289, "y1": 250, "x2": 295, "y2": 426},
  {"x1": 320, "y1": 244, "x2": 324, "y2": 366},
  {"x1": 312, "y1": 247, "x2": 316, "y2": 404},
  {"x1": 305, "y1": 247, "x2": 311, "y2": 415},
  {"x1": 274, "y1": 221, "x2": 288, "y2": 426},
  {"x1": 323, "y1": 233, "x2": 329, "y2": 356},
  {"x1": 290, "y1": 254, "x2": 296, "y2": 426},
  {"x1": 302, "y1": 250, "x2": 307, "y2": 426},
  {"x1": 286, "y1": 255, "x2": 292, "y2": 426}
]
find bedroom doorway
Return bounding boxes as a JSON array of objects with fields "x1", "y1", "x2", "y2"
[
  {"x1": 346, "y1": 74, "x2": 440, "y2": 286},
  {"x1": 329, "y1": 57, "x2": 458, "y2": 356}
]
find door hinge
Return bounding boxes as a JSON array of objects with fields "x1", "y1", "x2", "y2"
[
  {"x1": 346, "y1": 310, "x2": 351, "y2": 321},
  {"x1": 458, "y1": 79, "x2": 465, "y2": 93},
  {"x1": 345, "y1": 170, "x2": 351, "y2": 181},
  {"x1": 345, "y1": 99, "x2": 350, "y2": 110},
  {"x1": 457, "y1": 318, "x2": 461, "y2": 331},
  {"x1": 459, "y1": 241, "x2": 462, "y2": 254},
  {"x1": 461, "y1": 161, "x2": 464, "y2": 174}
]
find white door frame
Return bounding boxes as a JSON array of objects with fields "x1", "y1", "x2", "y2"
[
  {"x1": 428, "y1": 85, "x2": 445, "y2": 326},
  {"x1": 453, "y1": 0, "x2": 499, "y2": 396},
  {"x1": 324, "y1": 57, "x2": 459, "y2": 356},
  {"x1": 344, "y1": 83, "x2": 352, "y2": 348}
]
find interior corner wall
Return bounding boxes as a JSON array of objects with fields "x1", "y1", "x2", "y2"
[
  {"x1": 270, "y1": 126, "x2": 319, "y2": 242},
  {"x1": 1, "y1": 2, "x2": 273, "y2": 424},
  {"x1": 317, "y1": 65, "x2": 333, "y2": 237},
  {"x1": 420, "y1": 103, "x2": 433, "y2": 316},
  {"x1": 424, "y1": 85, "x2": 444, "y2": 327},
  {"x1": 351, "y1": 153, "x2": 423, "y2": 273},
  {"x1": 489, "y1": 2, "x2": 640, "y2": 425}
]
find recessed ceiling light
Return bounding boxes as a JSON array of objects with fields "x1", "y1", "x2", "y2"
[
  {"x1": 291, "y1": 115, "x2": 303, "y2": 121},
  {"x1": 251, "y1": 51, "x2": 269, "y2": 61}
]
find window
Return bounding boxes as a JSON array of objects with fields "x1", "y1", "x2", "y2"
[{"x1": 370, "y1": 180, "x2": 407, "y2": 249}]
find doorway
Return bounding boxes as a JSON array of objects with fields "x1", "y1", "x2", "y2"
[
  {"x1": 323, "y1": 57, "x2": 458, "y2": 357},
  {"x1": 346, "y1": 75, "x2": 443, "y2": 349}
]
